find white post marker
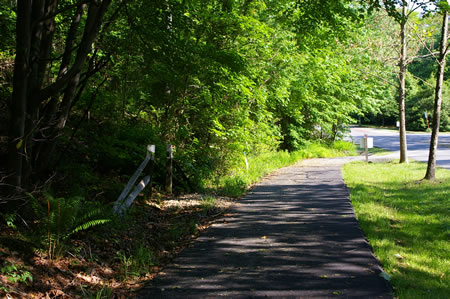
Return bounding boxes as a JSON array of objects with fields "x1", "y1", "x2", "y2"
[
  {"x1": 166, "y1": 144, "x2": 173, "y2": 194},
  {"x1": 365, "y1": 134, "x2": 369, "y2": 163},
  {"x1": 243, "y1": 152, "x2": 249, "y2": 172},
  {"x1": 148, "y1": 144, "x2": 156, "y2": 156},
  {"x1": 359, "y1": 135, "x2": 373, "y2": 163}
]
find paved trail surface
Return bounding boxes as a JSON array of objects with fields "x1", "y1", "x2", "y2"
[{"x1": 138, "y1": 157, "x2": 392, "y2": 298}]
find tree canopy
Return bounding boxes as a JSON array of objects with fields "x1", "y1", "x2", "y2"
[{"x1": 0, "y1": 0, "x2": 448, "y2": 213}]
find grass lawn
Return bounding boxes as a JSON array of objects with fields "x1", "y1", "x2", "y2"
[
  {"x1": 368, "y1": 146, "x2": 394, "y2": 156},
  {"x1": 343, "y1": 161, "x2": 449, "y2": 299}
]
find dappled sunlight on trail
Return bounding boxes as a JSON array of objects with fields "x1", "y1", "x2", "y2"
[{"x1": 138, "y1": 158, "x2": 392, "y2": 298}]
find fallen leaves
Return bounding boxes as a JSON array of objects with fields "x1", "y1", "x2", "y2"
[{"x1": 1, "y1": 192, "x2": 236, "y2": 298}]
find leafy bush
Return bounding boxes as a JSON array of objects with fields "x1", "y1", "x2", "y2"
[
  {"x1": 54, "y1": 121, "x2": 167, "y2": 199},
  {"x1": 332, "y1": 140, "x2": 355, "y2": 152}
]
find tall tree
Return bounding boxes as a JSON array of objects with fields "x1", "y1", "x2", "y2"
[
  {"x1": 366, "y1": 0, "x2": 433, "y2": 163},
  {"x1": 424, "y1": 3, "x2": 449, "y2": 180},
  {"x1": 398, "y1": 2, "x2": 409, "y2": 163},
  {"x1": 6, "y1": 1, "x2": 115, "y2": 199}
]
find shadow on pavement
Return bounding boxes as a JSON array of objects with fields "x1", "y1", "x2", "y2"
[{"x1": 138, "y1": 166, "x2": 392, "y2": 298}]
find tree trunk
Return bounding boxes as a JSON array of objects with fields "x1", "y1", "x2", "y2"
[
  {"x1": 35, "y1": 0, "x2": 112, "y2": 173},
  {"x1": 22, "y1": 0, "x2": 58, "y2": 187},
  {"x1": 424, "y1": 10, "x2": 448, "y2": 180},
  {"x1": 6, "y1": 0, "x2": 112, "y2": 196},
  {"x1": 7, "y1": 1, "x2": 32, "y2": 191},
  {"x1": 398, "y1": 4, "x2": 408, "y2": 163}
]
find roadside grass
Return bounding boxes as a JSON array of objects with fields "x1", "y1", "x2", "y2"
[
  {"x1": 353, "y1": 143, "x2": 392, "y2": 156},
  {"x1": 343, "y1": 161, "x2": 450, "y2": 299},
  {"x1": 351, "y1": 137, "x2": 393, "y2": 156},
  {"x1": 215, "y1": 141, "x2": 356, "y2": 197},
  {"x1": 367, "y1": 146, "x2": 393, "y2": 156}
]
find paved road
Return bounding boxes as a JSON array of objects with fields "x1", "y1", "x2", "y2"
[
  {"x1": 349, "y1": 127, "x2": 450, "y2": 169},
  {"x1": 138, "y1": 158, "x2": 392, "y2": 298}
]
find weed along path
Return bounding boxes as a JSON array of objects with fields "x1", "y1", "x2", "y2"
[{"x1": 138, "y1": 157, "x2": 392, "y2": 298}]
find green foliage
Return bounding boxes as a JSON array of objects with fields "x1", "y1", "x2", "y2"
[
  {"x1": 406, "y1": 78, "x2": 450, "y2": 132},
  {"x1": 221, "y1": 176, "x2": 248, "y2": 198},
  {"x1": 344, "y1": 161, "x2": 450, "y2": 298},
  {"x1": 0, "y1": 261, "x2": 33, "y2": 285},
  {"x1": 168, "y1": 223, "x2": 188, "y2": 243},
  {"x1": 2, "y1": 0, "x2": 403, "y2": 218},
  {"x1": 117, "y1": 252, "x2": 134, "y2": 280},
  {"x1": 359, "y1": 8, "x2": 450, "y2": 131},
  {"x1": 0, "y1": 213, "x2": 17, "y2": 229},
  {"x1": 69, "y1": 0, "x2": 369, "y2": 196},
  {"x1": 0, "y1": 2, "x2": 16, "y2": 52},
  {"x1": 29, "y1": 193, "x2": 111, "y2": 259},
  {"x1": 134, "y1": 246, "x2": 155, "y2": 271},
  {"x1": 53, "y1": 121, "x2": 165, "y2": 198},
  {"x1": 332, "y1": 140, "x2": 356, "y2": 152}
]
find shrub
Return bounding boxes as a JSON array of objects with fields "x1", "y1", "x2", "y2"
[{"x1": 30, "y1": 193, "x2": 111, "y2": 259}]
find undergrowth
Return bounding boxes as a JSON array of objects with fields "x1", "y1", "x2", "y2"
[
  {"x1": 1, "y1": 138, "x2": 355, "y2": 297},
  {"x1": 28, "y1": 193, "x2": 111, "y2": 260}
]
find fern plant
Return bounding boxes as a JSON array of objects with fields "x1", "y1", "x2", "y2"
[{"x1": 29, "y1": 193, "x2": 111, "y2": 259}]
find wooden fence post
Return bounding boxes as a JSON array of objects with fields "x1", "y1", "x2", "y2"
[
  {"x1": 147, "y1": 145, "x2": 155, "y2": 197},
  {"x1": 113, "y1": 144, "x2": 155, "y2": 215},
  {"x1": 166, "y1": 144, "x2": 173, "y2": 194}
]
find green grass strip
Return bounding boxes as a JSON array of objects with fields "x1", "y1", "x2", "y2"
[{"x1": 343, "y1": 161, "x2": 450, "y2": 299}]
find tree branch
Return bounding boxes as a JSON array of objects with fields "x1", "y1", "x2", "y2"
[
  {"x1": 406, "y1": 51, "x2": 440, "y2": 64},
  {"x1": 32, "y1": 0, "x2": 90, "y2": 28},
  {"x1": 69, "y1": 76, "x2": 108, "y2": 141},
  {"x1": 406, "y1": 18, "x2": 440, "y2": 64},
  {"x1": 38, "y1": 0, "x2": 112, "y2": 103}
]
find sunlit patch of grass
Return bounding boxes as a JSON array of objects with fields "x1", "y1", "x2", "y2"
[
  {"x1": 368, "y1": 146, "x2": 393, "y2": 156},
  {"x1": 343, "y1": 161, "x2": 450, "y2": 299},
  {"x1": 200, "y1": 196, "x2": 216, "y2": 213},
  {"x1": 353, "y1": 142, "x2": 393, "y2": 156}
]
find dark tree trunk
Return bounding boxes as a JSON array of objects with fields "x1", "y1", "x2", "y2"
[
  {"x1": 34, "y1": 0, "x2": 112, "y2": 174},
  {"x1": 424, "y1": 10, "x2": 448, "y2": 180},
  {"x1": 22, "y1": 0, "x2": 58, "y2": 187},
  {"x1": 6, "y1": 0, "x2": 113, "y2": 202},
  {"x1": 7, "y1": 1, "x2": 32, "y2": 191}
]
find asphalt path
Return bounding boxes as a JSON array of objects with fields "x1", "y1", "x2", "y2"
[
  {"x1": 349, "y1": 127, "x2": 450, "y2": 169},
  {"x1": 138, "y1": 158, "x2": 392, "y2": 298}
]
